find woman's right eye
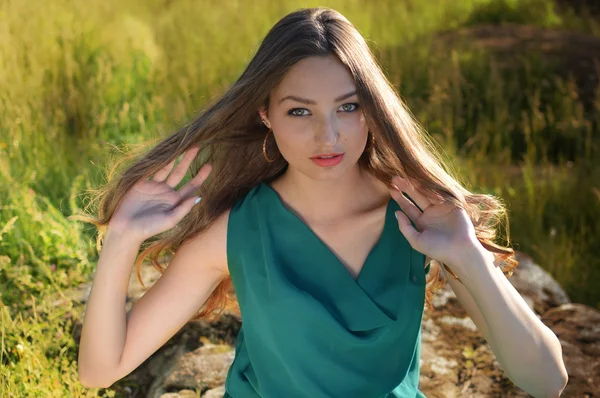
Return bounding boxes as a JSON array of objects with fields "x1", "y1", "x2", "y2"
[{"x1": 288, "y1": 108, "x2": 310, "y2": 117}]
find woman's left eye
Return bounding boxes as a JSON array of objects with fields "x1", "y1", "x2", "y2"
[
  {"x1": 340, "y1": 103, "x2": 359, "y2": 112},
  {"x1": 288, "y1": 108, "x2": 309, "y2": 117}
]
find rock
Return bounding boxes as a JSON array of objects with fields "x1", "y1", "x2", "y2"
[
  {"x1": 507, "y1": 251, "x2": 571, "y2": 315},
  {"x1": 202, "y1": 386, "x2": 226, "y2": 397},
  {"x1": 159, "y1": 390, "x2": 197, "y2": 398},
  {"x1": 541, "y1": 303, "x2": 600, "y2": 397},
  {"x1": 437, "y1": 315, "x2": 477, "y2": 332},
  {"x1": 147, "y1": 343, "x2": 235, "y2": 398},
  {"x1": 419, "y1": 282, "x2": 530, "y2": 397},
  {"x1": 74, "y1": 250, "x2": 591, "y2": 397},
  {"x1": 417, "y1": 250, "x2": 572, "y2": 396},
  {"x1": 123, "y1": 262, "x2": 239, "y2": 398},
  {"x1": 153, "y1": 383, "x2": 226, "y2": 397}
]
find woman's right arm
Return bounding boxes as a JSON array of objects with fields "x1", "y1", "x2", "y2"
[
  {"x1": 78, "y1": 209, "x2": 229, "y2": 388},
  {"x1": 77, "y1": 146, "x2": 229, "y2": 388}
]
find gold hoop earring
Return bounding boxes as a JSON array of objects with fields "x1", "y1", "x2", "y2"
[
  {"x1": 263, "y1": 129, "x2": 280, "y2": 163},
  {"x1": 365, "y1": 131, "x2": 375, "y2": 151}
]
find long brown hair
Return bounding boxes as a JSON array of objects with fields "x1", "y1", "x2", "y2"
[{"x1": 74, "y1": 7, "x2": 517, "y2": 321}]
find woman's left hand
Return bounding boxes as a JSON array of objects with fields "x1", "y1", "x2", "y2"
[{"x1": 389, "y1": 176, "x2": 482, "y2": 271}]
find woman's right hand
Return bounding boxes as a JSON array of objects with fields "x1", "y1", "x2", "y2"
[{"x1": 107, "y1": 146, "x2": 212, "y2": 243}]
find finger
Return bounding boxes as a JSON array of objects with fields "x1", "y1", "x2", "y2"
[
  {"x1": 395, "y1": 210, "x2": 420, "y2": 249},
  {"x1": 392, "y1": 176, "x2": 431, "y2": 211},
  {"x1": 165, "y1": 146, "x2": 201, "y2": 188},
  {"x1": 167, "y1": 195, "x2": 202, "y2": 224},
  {"x1": 390, "y1": 185, "x2": 422, "y2": 222},
  {"x1": 152, "y1": 158, "x2": 177, "y2": 183},
  {"x1": 178, "y1": 163, "x2": 212, "y2": 198}
]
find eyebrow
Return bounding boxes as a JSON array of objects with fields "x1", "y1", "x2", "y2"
[{"x1": 278, "y1": 90, "x2": 357, "y2": 105}]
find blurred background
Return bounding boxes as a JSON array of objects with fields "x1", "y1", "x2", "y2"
[{"x1": 0, "y1": 0, "x2": 598, "y2": 396}]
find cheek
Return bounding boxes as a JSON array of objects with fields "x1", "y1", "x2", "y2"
[
  {"x1": 340, "y1": 110, "x2": 367, "y2": 128},
  {"x1": 341, "y1": 115, "x2": 369, "y2": 143},
  {"x1": 272, "y1": 126, "x2": 311, "y2": 157}
]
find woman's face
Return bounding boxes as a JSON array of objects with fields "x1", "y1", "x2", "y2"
[{"x1": 259, "y1": 54, "x2": 369, "y2": 182}]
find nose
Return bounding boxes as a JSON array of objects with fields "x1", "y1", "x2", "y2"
[{"x1": 314, "y1": 115, "x2": 340, "y2": 148}]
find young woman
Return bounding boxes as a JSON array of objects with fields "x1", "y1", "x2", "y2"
[{"x1": 77, "y1": 7, "x2": 568, "y2": 398}]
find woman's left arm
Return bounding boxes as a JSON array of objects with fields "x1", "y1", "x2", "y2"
[
  {"x1": 389, "y1": 176, "x2": 568, "y2": 398},
  {"x1": 444, "y1": 245, "x2": 569, "y2": 398}
]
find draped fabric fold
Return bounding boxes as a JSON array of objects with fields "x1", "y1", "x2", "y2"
[{"x1": 224, "y1": 182, "x2": 429, "y2": 398}]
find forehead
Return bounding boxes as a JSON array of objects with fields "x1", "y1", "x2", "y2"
[{"x1": 271, "y1": 55, "x2": 356, "y2": 101}]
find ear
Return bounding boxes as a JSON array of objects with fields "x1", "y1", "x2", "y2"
[{"x1": 258, "y1": 107, "x2": 269, "y2": 123}]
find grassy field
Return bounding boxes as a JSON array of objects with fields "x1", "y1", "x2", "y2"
[{"x1": 1, "y1": 0, "x2": 599, "y2": 396}]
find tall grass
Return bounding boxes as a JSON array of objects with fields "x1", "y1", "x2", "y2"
[{"x1": 1, "y1": 0, "x2": 598, "y2": 395}]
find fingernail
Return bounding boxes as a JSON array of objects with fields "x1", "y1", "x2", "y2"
[{"x1": 194, "y1": 197, "x2": 202, "y2": 204}]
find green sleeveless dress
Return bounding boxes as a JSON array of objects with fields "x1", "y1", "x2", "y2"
[{"x1": 223, "y1": 181, "x2": 430, "y2": 398}]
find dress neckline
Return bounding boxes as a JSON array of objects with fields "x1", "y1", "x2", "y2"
[{"x1": 259, "y1": 181, "x2": 395, "y2": 282}]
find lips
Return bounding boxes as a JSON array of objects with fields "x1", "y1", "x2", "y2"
[
  {"x1": 310, "y1": 153, "x2": 344, "y2": 167},
  {"x1": 310, "y1": 153, "x2": 344, "y2": 159}
]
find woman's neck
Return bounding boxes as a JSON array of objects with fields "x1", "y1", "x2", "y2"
[{"x1": 268, "y1": 167, "x2": 389, "y2": 223}]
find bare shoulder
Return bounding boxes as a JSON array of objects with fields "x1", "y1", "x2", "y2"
[{"x1": 178, "y1": 208, "x2": 231, "y2": 277}]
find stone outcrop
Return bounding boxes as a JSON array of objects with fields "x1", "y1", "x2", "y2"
[{"x1": 71, "y1": 250, "x2": 598, "y2": 397}]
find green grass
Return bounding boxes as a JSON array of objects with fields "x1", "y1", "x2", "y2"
[{"x1": 1, "y1": 0, "x2": 598, "y2": 395}]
